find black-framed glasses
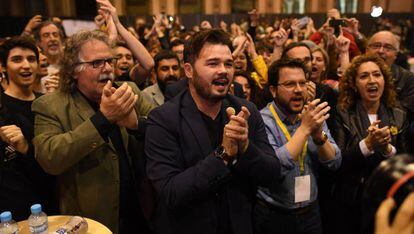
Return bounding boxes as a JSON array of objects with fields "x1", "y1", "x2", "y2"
[{"x1": 76, "y1": 57, "x2": 117, "y2": 69}]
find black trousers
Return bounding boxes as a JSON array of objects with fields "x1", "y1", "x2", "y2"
[{"x1": 253, "y1": 201, "x2": 322, "y2": 234}]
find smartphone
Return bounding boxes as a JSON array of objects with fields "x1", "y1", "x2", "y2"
[
  {"x1": 329, "y1": 18, "x2": 346, "y2": 28},
  {"x1": 297, "y1": 16, "x2": 309, "y2": 29},
  {"x1": 329, "y1": 18, "x2": 347, "y2": 37}
]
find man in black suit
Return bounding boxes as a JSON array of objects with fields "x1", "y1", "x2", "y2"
[{"x1": 145, "y1": 29, "x2": 281, "y2": 234}]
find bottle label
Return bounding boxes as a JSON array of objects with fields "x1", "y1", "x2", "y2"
[
  {"x1": 29, "y1": 222, "x2": 48, "y2": 234},
  {"x1": 54, "y1": 228, "x2": 68, "y2": 234}
]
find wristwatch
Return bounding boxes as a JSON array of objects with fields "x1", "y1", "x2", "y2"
[
  {"x1": 313, "y1": 131, "x2": 328, "y2": 146},
  {"x1": 214, "y1": 146, "x2": 232, "y2": 164}
]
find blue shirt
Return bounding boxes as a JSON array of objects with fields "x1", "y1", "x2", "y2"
[{"x1": 257, "y1": 101, "x2": 341, "y2": 209}]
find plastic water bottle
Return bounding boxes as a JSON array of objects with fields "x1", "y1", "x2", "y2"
[
  {"x1": 0, "y1": 211, "x2": 19, "y2": 234},
  {"x1": 28, "y1": 204, "x2": 48, "y2": 234}
]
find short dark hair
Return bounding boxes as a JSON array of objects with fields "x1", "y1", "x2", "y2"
[
  {"x1": 154, "y1": 50, "x2": 180, "y2": 71},
  {"x1": 281, "y1": 42, "x2": 311, "y2": 60},
  {"x1": 234, "y1": 70, "x2": 251, "y2": 79},
  {"x1": 268, "y1": 59, "x2": 308, "y2": 86},
  {"x1": 170, "y1": 39, "x2": 184, "y2": 49},
  {"x1": 0, "y1": 36, "x2": 39, "y2": 67},
  {"x1": 33, "y1": 21, "x2": 64, "y2": 42},
  {"x1": 184, "y1": 29, "x2": 233, "y2": 64},
  {"x1": 114, "y1": 40, "x2": 129, "y2": 49}
]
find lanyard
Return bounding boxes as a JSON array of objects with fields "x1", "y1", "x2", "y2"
[{"x1": 269, "y1": 104, "x2": 307, "y2": 175}]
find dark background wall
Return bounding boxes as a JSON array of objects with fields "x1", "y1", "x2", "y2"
[{"x1": 0, "y1": 13, "x2": 412, "y2": 38}]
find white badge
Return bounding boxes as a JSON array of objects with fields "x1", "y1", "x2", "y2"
[{"x1": 294, "y1": 175, "x2": 311, "y2": 203}]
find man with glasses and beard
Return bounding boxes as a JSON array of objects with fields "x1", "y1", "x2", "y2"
[
  {"x1": 142, "y1": 50, "x2": 180, "y2": 106},
  {"x1": 254, "y1": 59, "x2": 341, "y2": 234},
  {"x1": 32, "y1": 30, "x2": 154, "y2": 234},
  {"x1": 145, "y1": 29, "x2": 282, "y2": 234}
]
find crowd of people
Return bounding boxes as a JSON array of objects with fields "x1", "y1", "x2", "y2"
[{"x1": 0, "y1": 0, "x2": 414, "y2": 233}]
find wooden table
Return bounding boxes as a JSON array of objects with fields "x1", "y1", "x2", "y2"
[{"x1": 17, "y1": 215, "x2": 112, "y2": 234}]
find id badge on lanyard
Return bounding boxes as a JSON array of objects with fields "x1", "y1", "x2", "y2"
[{"x1": 269, "y1": 104, "x2": 311, "y2": 203}]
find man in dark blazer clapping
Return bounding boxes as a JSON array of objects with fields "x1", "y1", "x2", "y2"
[{"x1": 145, "y1": 29, "x2": 282, "y2": 234}]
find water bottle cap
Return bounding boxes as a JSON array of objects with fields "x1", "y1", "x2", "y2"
[
  {"x1": 0, "y1": 211, "x2": 11, "y2": 222},
  {"x1": 30, "y1": 204, "x2": 42, "y2": 214}
]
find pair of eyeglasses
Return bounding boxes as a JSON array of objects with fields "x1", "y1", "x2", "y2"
[
  {"x1": 76, "y1": 57, "x2": 117, "y2": 69},
  {"x1": 368, "y1": 43, "x2": 397, "y2": 52},
  {"x1": 277, "y1": 81, "x2": 308, "y2": 90}
]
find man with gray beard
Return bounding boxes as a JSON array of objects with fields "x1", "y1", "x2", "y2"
[{"x1": 32, "y1": 30, "x2": 154, "y2": 234}]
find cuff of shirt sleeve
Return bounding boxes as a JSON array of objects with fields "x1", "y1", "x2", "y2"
[
  {"x1": 90, "y1": 111, "x2": 113, "y2": 142},
  {"x1": 382, "y1": 145, "x2": 397, "y2": 158},
  {"x1": 359, "y1": 139, "x2": 374, "y2": 157}
]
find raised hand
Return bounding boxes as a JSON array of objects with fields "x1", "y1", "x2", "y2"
[
  {"x1": 23, "y1": 15, "x2": 43, "y2": 34},
  {"x1": 94, "y1": 14, "x2": 106, "y2": 28},
  {"x1": 44, "y1": 74, "x2": 60, "y2": 93},
  {"x1": 343, "y1": 17, "x2": 360, "y2": 35},
  {"x1": 272, "y1": 27, "x2": 290, "y2": 48},
  {"x1": 299, "y1": 99, "x2": 330, "y2": 135},
  {"x1": 232, "y1": 35, "x2": 248, "y2": 59},
  {"x1": 290, "y1": 18, "x2": 301, "y2": 35},
  {"x1": 100, "y1": 81, "x2": 138, "y2": 124},
  {"x1": 223, "y1": 106, "x2": 251, "y2": 155},
  {"x1": 96, "y1": 0, "x2": 119, "y2": 24},
  {"x1": 222, "y1": 107, "x2": 239, "y2": 158},
  {"x1": 245, "y1": 33, "x2": 258, "y2": 58},
  {"x1": 200, "y1": 20, "x2": 212, "y2": 30},
  {"x1": 364, "y1": 120, "x2": 392, "y2": 153},
  {"x1": 335, "y1": 26, "x2": 350, "y2": 53},
  {"x1": 0, "y1": 125, "x2": 29, "y2": 154},
  {"x1": 220, "y1": 20, "x2": 228, "y2": 32}
]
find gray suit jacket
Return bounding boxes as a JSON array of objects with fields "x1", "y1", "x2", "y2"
[{"x1": 142, "y1": 83, "x2": 164, "y2": 107}]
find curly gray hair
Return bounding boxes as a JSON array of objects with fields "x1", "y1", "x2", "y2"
[{"x1": 59, "y1": 30, "x2": 112, "y2": 93}]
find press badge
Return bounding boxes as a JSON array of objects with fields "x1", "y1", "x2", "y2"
[{"x1": 295, "y1": 175, "x2": 311, "y2": 203}]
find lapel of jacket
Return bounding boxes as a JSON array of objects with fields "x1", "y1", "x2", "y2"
[
  {"x1": 180, "y1": 91, "x2": 212, "y2": 158},
  {"x1": 152, "y1": 83, "x2": 164, "y2": 106},
  {"x1": 72, "y1": 90, "x2": 117, "y2": 153}
]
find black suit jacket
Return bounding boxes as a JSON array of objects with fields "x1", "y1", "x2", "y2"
[{"x1": 145, "y1": 90, "x2": 281, "y2": 234}]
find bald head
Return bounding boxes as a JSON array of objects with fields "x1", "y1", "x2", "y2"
[
  {"x1": 327, "y1": 8, "x2": 340, "y2": 19},
  {"x1": 366, "y1": 31, "x2": 399, "y2": 66},
  {"x1": 369, "y1": 31, "x2": 400, "y2": 50}
]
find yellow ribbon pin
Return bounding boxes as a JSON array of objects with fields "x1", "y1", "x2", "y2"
[{"x1": 390, "y1": 126, "x2": 398, "y2": 136}]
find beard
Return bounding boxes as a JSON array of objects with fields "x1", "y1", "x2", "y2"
[
  {"x1": 192, "y1": 70, "x2": 228, "y2": 102},
  {"x1": 275, "y1": 95, "x2": 305, "y2": 116},
  {"x1": 157, "y1": 75, "x2": 178, "y2": 94}
]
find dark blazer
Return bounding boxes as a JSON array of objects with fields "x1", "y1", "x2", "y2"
[
  {"x1": 330, "y1": 103, "x2": 410, "y2": 234},
  {"x1": 392, "y1": 64, "x2": 414, "y2": 120},
  {"x1": 145, "y1": 90, "x2": 281, "y2": 234}
]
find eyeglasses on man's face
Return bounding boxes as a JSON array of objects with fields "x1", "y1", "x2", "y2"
[
  {"x1": 368, "y1": 43, "x2": 397, "y2": 53},
  {"x1": 277, "y1": 80, "x2": 308, "y2": 90},
  {"x1": 77, "y1": 57, "x2": 117, "y2": 69}
]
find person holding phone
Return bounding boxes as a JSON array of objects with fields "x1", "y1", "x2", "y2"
[{"x1": 308, "y1": 8, "x2": 361, "y2": 59}]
